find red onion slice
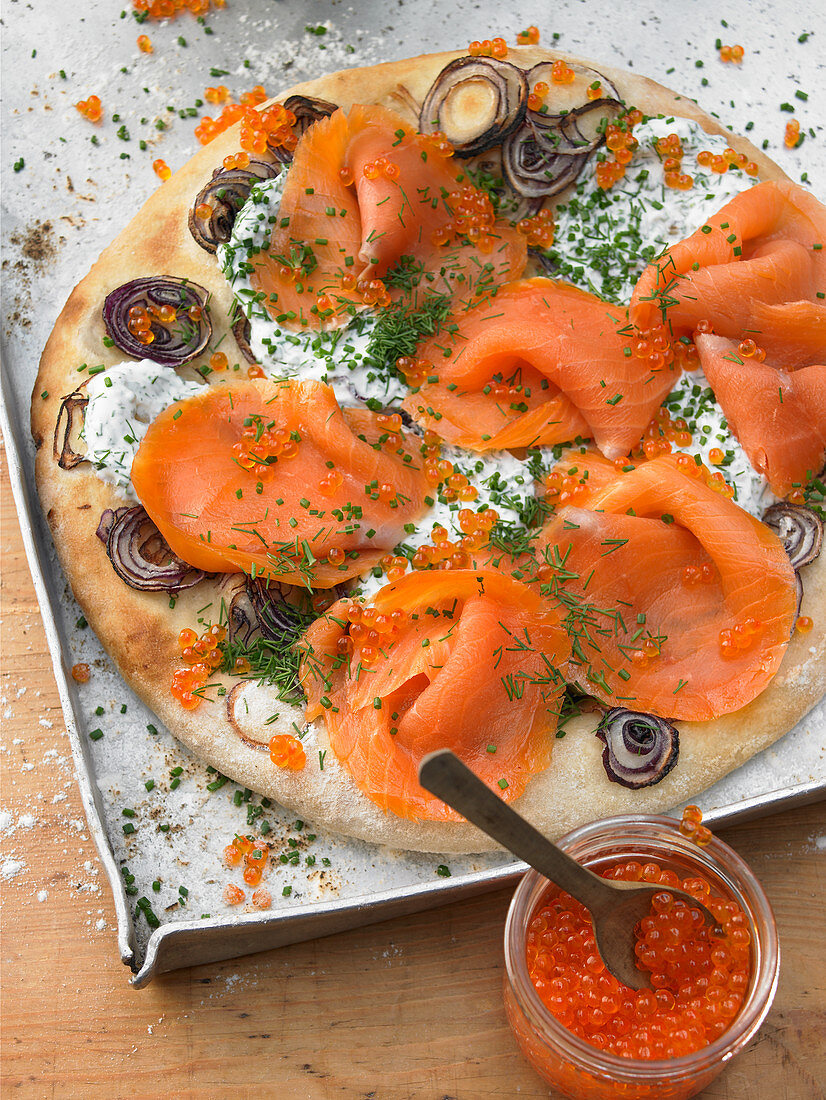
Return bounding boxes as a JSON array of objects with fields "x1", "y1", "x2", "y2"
[
  {"x1": 762, "y1": 502, "x2": 823, "y2": 570},
  {"x1": 526, "y1": 62, "x2": 620, "y2": 123},
  {"x1": 419, "y1": 56, "x2": 528, "y2": 157},
  {"x1": 96, "y1": 505, "x2": 206, "y2": 592},
  {"x1": 53, "y1": 388, "x2": 88, "y2": 470},
  {"x1": 283, "y1": 94, "x2": 338, "y2": 140},
  {"x1": 226, "y1": 682, "x2": 271, "y2": 752},
  {"x1": 596, "y1": 708, "x2": 679, "y2": 789},
  {"x1": 247, "y1": 578, "x2": 314, "y2": 642},
  {"x1": 188, "y1": 158, "x2": 281, "y2": 253},
  {"x1": 503, "y1": 93, "x2": 623, "y2": 198},
  {"x1": 502, "y1": 123, "x2": 589, "y2": 198},
  {"x1": 226, "y1": 582, "x2": 258, "y2": 647},
  {"x1": 102, "y1": 277, "x2": 212, "y2": 366},
  {"x1": 231, "y1": 312, "x2": 256, "y2": 364}
]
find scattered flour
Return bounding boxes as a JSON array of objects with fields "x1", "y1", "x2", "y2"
[{"x1": 2, "y1": 858, "x2": 26, "y2": 881}]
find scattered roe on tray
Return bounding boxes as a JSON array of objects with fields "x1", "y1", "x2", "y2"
[
  {"x1": 223, "y1": 834, "x2": 273, "y2": 909},
  {"x1": 526, "y1": 808, "x2": 752, "y2": 1059},
  {"x1": 75, "y1": 95, "x2": 103, "y2": 122},
  {"x1": 133, "y1": 0, "x2": 225, "y2": 19},
  {"x1": 193, "y1": 84, "x2": 273, "y2": 146}
]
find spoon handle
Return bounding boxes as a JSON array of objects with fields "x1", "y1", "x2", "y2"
[{"x1": 418, "y1": 749, "x2": 611, "y2": 914}]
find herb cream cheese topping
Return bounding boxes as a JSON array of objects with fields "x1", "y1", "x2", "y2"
[
  {"x1": 548, "y1": 117, "x2": 759, "y2": 304},
  {"x1": 219, "y1": 171, "x2": 407, "y2": 407},
  {"x1": 82, "y1": 361, "x2": 204, "y2": 501}
]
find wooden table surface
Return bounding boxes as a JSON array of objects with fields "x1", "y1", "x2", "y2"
[{"x1": 2, "y1": 442, "x2": 825, "y2": 1100}]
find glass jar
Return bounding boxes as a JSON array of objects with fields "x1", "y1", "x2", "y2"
[{"x1": 503, "y1": 814, "x2": 779, "y2": 1100}]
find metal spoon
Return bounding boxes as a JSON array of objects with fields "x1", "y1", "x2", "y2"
[{"x1": 418, "y1": 749, "x2": 721, "y2": 991}]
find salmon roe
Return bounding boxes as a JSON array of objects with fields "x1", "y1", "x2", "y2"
[
  {"x1": 231, "y1": 416, "x2": 299, "y2": 476},
  {"x1": 516, "y1": 208, "x2": 554, "y2": 248},
  {"x1": 431, "y1": 184, "x2": 498, "y2": 252},
  {"x1": 153, "y1": 158, "x2": 172, "y2": 181},
  {"x1": 516, "y1": 26, "x2": 540, "y2": 45},
  {"x1": 171, "y1": 622, "x2": 225, "y2": 708},
  {"x1": 719, "y1": 44, "x2": 745, "y2": 62},
  {"x1": 784, "y1": 119, "x2": 801, "y2": 149},
  {"x1": 336, "y1": 601, "x2": 409, "y2": 665},
  {"x1": 468, "y1": 37, "x2": 508, "y2": 59},
  {"x1": 795, "y1": 615, "x2": 813, "y2": 635},
  {"x1": 71, "y1": 662, "x2": 91, "y2": 683},
  {"x1": 269, "y1": 734, "x2": 306, "y2": 771},
  {"x1": 137, "y1": 34, "x2": 153, "y2": 52},
  {"x1": 597, "y1": 119, "x2": 640, "y2": 190},
  {"x1": 133, "y1": 0, "x2": 225, "y2": 20},
  {"x1": 75, "y1": 94, "x2": 103, "y2": 123},
  {"x1": 222, "y1": 833, "x2": 272, "y2": 894},
  {"x1": 194, "y1": 90, "x2": 298, "y2": 157},
  {"x1": 526, "y1": 858, "x2": 752, "y2": 1059},
  {"x1": 223, "y1": 883, "x2": 246, "y2": 905}
]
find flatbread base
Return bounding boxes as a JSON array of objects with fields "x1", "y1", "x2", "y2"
[{"x1": 31, "y1": 48, "x2": 826, "y2": 852}]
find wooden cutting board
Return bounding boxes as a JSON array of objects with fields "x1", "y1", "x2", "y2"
[{"x1": 2, "y1": 442, "x2": 825, "y2": 1100}]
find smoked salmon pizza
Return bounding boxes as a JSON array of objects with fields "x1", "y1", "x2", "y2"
[{"x1": 31, "y1": 41, "x2": 826, "y2": 852}]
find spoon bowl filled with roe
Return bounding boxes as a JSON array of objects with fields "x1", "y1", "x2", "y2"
[{"x1": 503, "y1": 812, "x2": 779, "y2": 1100}]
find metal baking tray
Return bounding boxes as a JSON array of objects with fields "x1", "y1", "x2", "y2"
[{"x1": 3, "y1": 0, "x2": 825, "y2": 987}]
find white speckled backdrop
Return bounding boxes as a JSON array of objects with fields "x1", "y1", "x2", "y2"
[{"x1": 2, "y1": 0, "x2": 824, "y2": 982}]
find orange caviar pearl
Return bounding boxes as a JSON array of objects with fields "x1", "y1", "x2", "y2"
[
  {"x1": 153, "y1": 158, "x2": 172, "y2": 181},
  {"x1": 516, "y1": 25, "x2": 540, "y2": 45},
  {"x1": 137, "y1": 34, "x2": 153, "y2": 52},
  {"x1": 784, "y1": 119, "x2": 801, "y2": 148},
  {"x1": 223, "y1": 883, "x2": 246, "y2": 906},
  {"x1": 738, "y1": 338, "x2": 757, "y2": 358},
  {"x1": 75, "y1": 94, "x2": 103, "y2": 123},
  {"x1": 796, "y1": 616, "x2": 813, "y2": 635},
  {"x1": 243, "y1": 865, "x2": 263, "y2": 887},
  {"x1": 251, "y1": 888, "x2": 272, "y2": 910},
  {"x1": 708, "y1": 448, "x2": 725, "y2": 465},
  {"x1": 223, "y1": 843, "x2": 243, "y2": 868},
  {"x1": 551, "y1": 59, "x2": 575, "y2": 84},
  {"x1": 209, "y1": 351, "x2": 228, "y2": 372},
  {"x1": 71, "y1": 662, "x2": 91, "y2": 683},
  {"x1": 247, "y1": 364, "x2": 266, "y2": 379},
  {"x1": 269, "y1": 734, "x2": 306, "y2": 771}
]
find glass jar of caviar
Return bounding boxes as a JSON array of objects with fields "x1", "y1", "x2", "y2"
[{"x1": 503, "y1": 814, "x2": 779, "y2": 1100}]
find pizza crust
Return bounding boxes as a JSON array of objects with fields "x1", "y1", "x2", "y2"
[{"x1": 31, "y1": 48, "x2": 825, "y2": 854}]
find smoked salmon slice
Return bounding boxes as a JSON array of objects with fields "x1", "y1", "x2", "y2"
[
  {"x1": 299, "y1": 569, "x2": 568, "y2": 820},
  {"x1": 130, "y1": 379, "x2": 430, "y2": 588},
  {"x1": 403, "y1": 278, "x2": 678, "y2": 458},
  {"x1": 630, "y1": 180, "x2": 826, "y2": 364},
  {"x1": 248, "y1": 103, "x2": 526, "y2": 331},
  {"x1": 745, "y1": 299, "x2": 826, "y2": 369},
  {"x1": 696, "y1": 334, "x2": 826, "y2": 497},
  {"x1": 403, "y1": 376, "x2": 591, "y2": 451},
  {"x1": 535, "y1": 455, "x2": 798, "y2": 721}
]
